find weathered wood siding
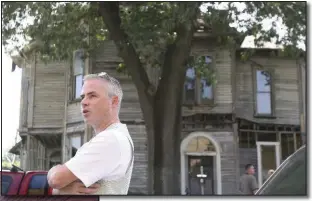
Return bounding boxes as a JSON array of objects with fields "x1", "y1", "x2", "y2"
[
  {"x1": 183, "y1": 40, "x2": 233, "y2": 115},
  {"x1": 210, "y1": 132, "x2": 237, "y2": 194},
  {"x1": 92, "y1": 42, "x2": 148, "y2": 193},
  {"x1": 67, "y1": 103, "x2": 83, "y2": 124},
  {"x1": 94, "y1": 41, "x2": 123, "y2": 63},
  {"x1": 32, "y1": 60, "x2": 67, "y2": 128},
  {"x1": 127, "y1": 125, "x2": 148, "y2": 193},
  {"x1": 19, "y1": 67, "x2": 31, "y2": 129},
  {"x1": 235, "y1": 57, "x2": 300, "y2": 125},
  {"x1": 239, "y1": 148, "x2": 258, "y2": 176},
  {"x1": 26, "y1": 135, "x2": 47, "y2": 171}
]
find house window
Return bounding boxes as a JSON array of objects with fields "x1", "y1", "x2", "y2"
[
  {"x1": 73, "y1": 49, "x2": 84, "y2": 100},
  {"x1": 200, "y1": 56, "x2": 214, "y2": 104},
  {"x1": 257, "y1": 133, "x2": 277, "y2": 141},
  {"x1": 239, "y1": 132, "x2": 256, "y2": 148},
  {"x1": 186, "y1": 136, "x2": 216, "y2": 152},
  {"x1": 70, "y1": 134, "x2": 82, "y2": 158},
  {"x1": 184, "y1": 56, "x2": 214, "y2": 105},
  {"x1": 184, "y1": 66, "x2": 196, "y2": 103},
  {"x1": 255, "y1": 70, "x2": 272, "y2": 116}
]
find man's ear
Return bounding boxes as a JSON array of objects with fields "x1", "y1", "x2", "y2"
[{"x1": 111, "y1": 96, "x2": 119, "y2": 108}]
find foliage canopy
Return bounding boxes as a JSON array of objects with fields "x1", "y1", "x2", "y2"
[{"x1": 2, "y1": 2, "x2": 306, "y2": 65}]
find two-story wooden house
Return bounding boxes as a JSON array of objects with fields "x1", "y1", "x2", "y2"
[{"x1": 10, "y1": 32, "x2": 305, "y2": 195}]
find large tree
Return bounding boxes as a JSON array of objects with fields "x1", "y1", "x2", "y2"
[{"x1": 2, "y1": 2, "x2": 306, "y2": 194}]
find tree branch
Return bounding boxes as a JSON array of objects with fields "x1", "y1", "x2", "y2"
[
  {"x1": 158, "y1": 3, "x2": 200, "y2": 90},
  {"x1": 97, "y1": 2, "x2": 154, "y2": 101}
]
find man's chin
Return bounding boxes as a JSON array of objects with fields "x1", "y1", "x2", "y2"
[{"x1": 83, "y1": 117, "x2": 91, "y2": 124}]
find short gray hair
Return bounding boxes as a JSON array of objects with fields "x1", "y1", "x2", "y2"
[{"x1": 83, "y1": 72, "x2": 123, "y2": 113}]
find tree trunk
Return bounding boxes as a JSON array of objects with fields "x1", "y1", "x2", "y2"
[
  {"x1": 152, "y1": 71, "x2": 185, "y2": 194},
  {"x1": 138, "y1": 61, "x2": 186, "y2": 195},
  {"x1": 151, "y1": 43, "x2": 190, "y2": 194},
  {"x1": 98, "y1": 2, "x2": 199, "y2": 194}
]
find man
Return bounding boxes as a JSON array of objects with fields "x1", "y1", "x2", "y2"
[
  {"x1": 239, "y1": 164, "x2": 258, "y2": 195},
  {"x1": 47, "y1": 72, "x2": 134, "y2": 195}
]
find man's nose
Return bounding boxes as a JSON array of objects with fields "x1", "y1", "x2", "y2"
[{"x1": 81, "y1": 97, "x2": 88, "y2": 106}]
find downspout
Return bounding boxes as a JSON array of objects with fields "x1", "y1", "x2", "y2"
[
  {"x1": 297, "y1": 59, "x2": 306, "y2": 144},
  {"x1": 62, "y1": 63, "x2": 69, "y2": 163},
  {"x1": 231, "y1": 46, "x2": 240, "y2": 194},
  {"x1": 83, "y1": 22, "x2": 92, "y2": 142},
  {"x1": 84, "y1": 55, "x2": 92, "y2": 142},
  {"x1": 26, "y1": 54, "x2": 36, "y2": 170}
]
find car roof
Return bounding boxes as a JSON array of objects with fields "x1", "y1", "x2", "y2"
[
  {"x1": 0, "y1": 196, "x2": 98, "y2": 201},
  {"x1": 256, "y1": 145, "x2": 306, "y2": 195}
]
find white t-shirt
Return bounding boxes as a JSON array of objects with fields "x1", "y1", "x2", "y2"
[{"x1": 65, "y1": 123, "x2": 133, "y2": 188}]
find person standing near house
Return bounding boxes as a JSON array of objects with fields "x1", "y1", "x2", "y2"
[
  {"x1": 267, "y1": 169, "x2": 274, "y2": 177},
  {"x1": 239, "y1": 164, "x2": 258, "y2": 195},
  {"x1": 263, "y1": 169, "x2": 275, "y2": 183},
  {"x1": 47, "y1": 72, "x2": 134, "y2": 195}
]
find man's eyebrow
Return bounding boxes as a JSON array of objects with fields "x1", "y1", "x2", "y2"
[{"x1": 80, "y1": 91, "x2": 97, "y2": 98}]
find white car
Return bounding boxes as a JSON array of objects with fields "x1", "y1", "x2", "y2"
[{"x1": 256, "y1": 145, "x2": 306, "y2": 195}]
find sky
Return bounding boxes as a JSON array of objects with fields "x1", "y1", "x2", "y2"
[
  {"x1": 1, "y1": 50, "x2": 22, "y2": 156},
  {"x1": 0, "y1": 2, "x2": 306, "y2": 157}
]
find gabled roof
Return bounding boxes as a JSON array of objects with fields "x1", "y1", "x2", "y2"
[{"x1": 8, "y1": 141, "x2": 22, "y2": 155}]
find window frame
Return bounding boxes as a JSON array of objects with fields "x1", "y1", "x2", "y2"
[
  {"x1": 253, "y1": 66, "x2": 275, "y2": 118},
  {"x1": 72, "y1": 49, "x2": 85, "y2": 101},
  {"x1": 68, "y1": 133, "x2": 84, "y2": 158},
  {"x1": 238, "y1": 131, "x2": 256, "y2": 148},
  {"x1": 183, "y1": 55, "x2": 216, "y2": 106},
  {"x1": 183, "y1": 65, "x2": 197, "y2": 105}
]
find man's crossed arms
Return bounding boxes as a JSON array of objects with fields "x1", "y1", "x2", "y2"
[{"x1": 47, "y1": 165, "x2": 100, "y2": 195}]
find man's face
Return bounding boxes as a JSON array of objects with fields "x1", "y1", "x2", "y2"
[
  {"x1": 248, "y1": 166, "x2": 255, "y2": 175},
  {"x1": 80, "y1": 79, "x2": 115, "y2": 126}
]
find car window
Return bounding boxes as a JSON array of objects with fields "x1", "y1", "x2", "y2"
[
  {"x1": 1, "y1": 175, "x2": 13, "y2": 195},
  {"x1": 27, "y1": 174, "x2": 49, "y2": 195},
  {"x1": 257, "y1": 146, "x2": 306, "y2": 195}
]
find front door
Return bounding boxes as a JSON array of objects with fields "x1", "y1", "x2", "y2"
[
  {"x1": 256, "y1": 142, "x2": 281, "y2": 187},
  {"x1": 187, "y1": 156, "x2": 214, "y2": 195}
]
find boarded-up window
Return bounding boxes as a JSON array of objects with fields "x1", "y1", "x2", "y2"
[
  {"x1": 186, "y1": 136, "x2": 216, "y2": 152},
  {"x1": 281, "y1": 133, "x2": 295, "y2": 160},
  {"x1": 255, "y1": 70, "x2": 272, "y2": 115},
  {"x1": 73, "y1": 49, "x2": 84, "y2": 99},
  {"x1": 296, "y1": 133, "x2": 303, "y2": 150},
  {"x1": 257, "y1": 133, "x2": 277, "y2": 141},
  {"x1": 239, "y1": 132, "x2": 256, "y2": 148}
]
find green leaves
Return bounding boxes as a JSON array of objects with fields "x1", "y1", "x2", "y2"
[
  {"x1": 96, "y1": 34, "x2": 106, "y2": 41},
  {"x1": 244, "y1": 2, "x2": 306, "y2": 52},
  {"x1": 187, "y1": 56, "x2": 217, "y2": 86},
  {"x1": 2, "y1": 2, "x2": 106, "y2": 61},
  {"x1": 2, "y1": 1, "x2": 306, "y2": 67},
  {"x1": 119, "y1": 2, "x2": 186, "y2": 69}
]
